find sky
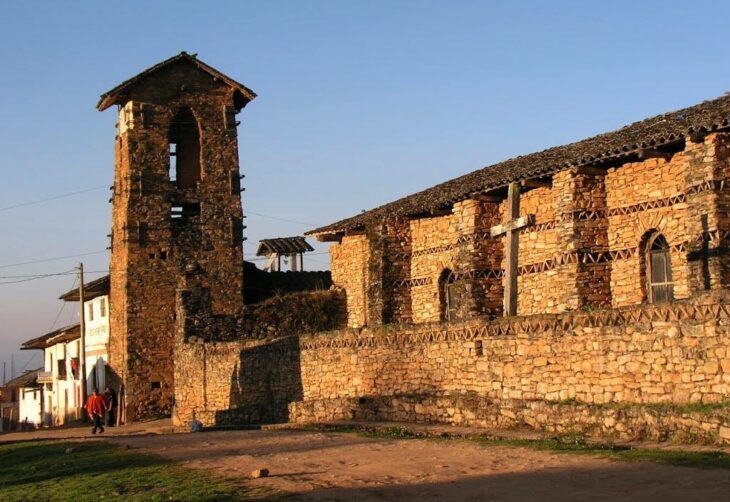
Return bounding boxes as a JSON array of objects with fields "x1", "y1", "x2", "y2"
[{"x1": 1, "y1": 0, "x2": 730, "y2": 379}]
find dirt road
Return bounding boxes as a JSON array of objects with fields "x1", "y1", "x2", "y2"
[{"x1": 112, "y1": 429, "x2": 730, "y2": 501}]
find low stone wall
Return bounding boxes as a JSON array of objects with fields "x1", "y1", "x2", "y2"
[{"x1": 174, "y1": 293, "x2": 730, "y2": 444}]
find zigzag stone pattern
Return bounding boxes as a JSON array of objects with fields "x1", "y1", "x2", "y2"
[{"x1": 174, "y1": 293, "x2": 730, "y2": 445}]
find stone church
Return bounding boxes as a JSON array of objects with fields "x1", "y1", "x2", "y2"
[{"x1": 96, "y1": 53, "x2": 730, "y2": 443}]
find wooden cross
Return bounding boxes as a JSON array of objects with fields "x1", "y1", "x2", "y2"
[{"x1": 489, "y1": 182, "x2": 535, "y2": 316}]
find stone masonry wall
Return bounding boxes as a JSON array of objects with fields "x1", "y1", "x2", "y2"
[
  {"x1": 606, "y1": 150, "x2": 692, "y2": 306},
  {"x1": 329, "y1": 234, "x2": 369, "y2": 328},
  {"x1": 109, "y1": 59, "x2": 248, "y2": 420},
  {"x1": 175, "y1": 292, "x2": 730, "y2": 445},
  {"x1": 515, "y1": 185, "x2": 561, "y2": 314}
]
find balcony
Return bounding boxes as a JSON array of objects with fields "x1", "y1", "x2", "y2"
[{"x1": 37, "y1": 371, "x2": 53, "y2": 384}]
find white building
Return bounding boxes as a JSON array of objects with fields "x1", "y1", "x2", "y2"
[
  {"x1": 1, "y1": 369, "x2": 42, "y2": 430},
  {"x1": 21, "y1": 275, "x2": 110, "y2": 426},
  {"x1": 23, "y1": 324, "x2": 83, "y2": 426},
  {"x1": 18, "y1": 370, "x2": 43, "y2": 426}
]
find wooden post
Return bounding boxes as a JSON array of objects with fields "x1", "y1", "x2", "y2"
[
  {"x1": 290, "y1": 253, "x2": 298, "y2": 272},
  {"x1": 490, "y1": 182, "x2": 535, "y2": 317},
  {"x1": 504, "y1": 183, "x2": 519, "y2": 316},
  {"x1": 78, "y1": 263, "x2": 87, "y2": 409}
]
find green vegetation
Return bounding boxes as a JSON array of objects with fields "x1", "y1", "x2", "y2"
[
  {"x1": 484, "y1": 436, "x2": 730, "y2": 469},
  {"x1": 303, "y1": 423, "x2": 730, "y2": 470},
  {"x1": 547, "y1": 398, "x2": 730, "y2": 415},
  {"x1": 0, "y1": 441, "x2": 273, "y2": 502}
]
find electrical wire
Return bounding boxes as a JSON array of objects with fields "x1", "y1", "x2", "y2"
[
  {"x1": 0, "y1": 186, "x2": 107, "y2": 213},
  {"x1": 0, "y1": 250, "x2": 108, "y2": 269},
  {"x1": 0, "y1": 270, "x2": 106, "y2": 285},
  {"x1": 15, "y1": 275, "x2": 79, "y2": 375},
  {"x1": 245, "y1": 211, "x2": 319, "y2": 227}
]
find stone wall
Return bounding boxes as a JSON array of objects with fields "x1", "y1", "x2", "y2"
[
  {"x1": 174, "y1": 292, "x2": 730, "y2": 445},
  {"x1": 606, "y1": 150, "x2": 692, "y2": 306},
  {"x1": 330, "y1": 234, "x2": 369, "y2": 327}
]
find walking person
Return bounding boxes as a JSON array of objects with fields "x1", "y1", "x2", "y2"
[
  {"x1": 85, "y1": 389, "x2": 105, "y2": 434},
  {"x1": 102, "y1": 386, "x2": 118, "y2": 427}
]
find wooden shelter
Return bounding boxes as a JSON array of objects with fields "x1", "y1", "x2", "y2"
[{"x1": 256, "y1": 237, "x2": 314, "y2": 272}]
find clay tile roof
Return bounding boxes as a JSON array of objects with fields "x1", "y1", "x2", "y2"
[
  {"x1": 21, "y1": 323, "x2": 80, "y2": 351},
  {"x1": 307, "y1": 92, "x2": 730, "y2": 236},
  {"x1": 97, "y1": 51, "x2": 257, "y2": 111},
  {"x1": 4, "y1": 368, "x2": 42, "y2": 389},
  {"x1": 256, "y1": 237, "x2": 315, "y2": 256},
  {"x1": 59, "y1": 274, "x2": 110, "y2": 302}
]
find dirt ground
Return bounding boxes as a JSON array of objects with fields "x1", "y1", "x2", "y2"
[{"x1": 111, "y1": 429, "x2": 730, "y2": 501}]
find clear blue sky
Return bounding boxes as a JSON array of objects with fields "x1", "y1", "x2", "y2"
[{"x1": 1, "y1": 0, "x2": 729, "y2": 377}]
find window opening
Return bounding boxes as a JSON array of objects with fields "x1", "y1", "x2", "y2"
[
  {"x1": 57, "y1": 357, "x2": 67, "y2": 379},
  {"x1": 168, "y1": 143, "x2": 177, "y2": 182},
  {"x1": 168, "y1": 108, "x2": 201, "y2": 190},
  {"x1": 170, "y1": 202, "x2": 199, "y2": 220},
  {"x1": 647, "y1": 234, "x2": 674, "y2": 304},
  {"x1": 439, "y1": 269, "x2": 459, "y2": 321},
  {"x1": 87, "y1": 303, "x2": 94, "y2": 321}
]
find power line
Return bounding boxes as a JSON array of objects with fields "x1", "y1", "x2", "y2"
[
  {"x1": 0, "y1": 185, "x2": 107, "y2": 213},
  {"x1": 0, "y1": 269, "x2": 106, "y2": 285},
  {"x1": 245, "y1": 211, "x2": 319, "y2": 227},
  {"x1": 0, "y1": 270, "x2": 106, "y2": 279},
  {"x1": 0, "y1": 250, "x2": 107, "y2": 269},
  {"x1": 17, "y1": 275, "x2": 78, "y2": 375}
]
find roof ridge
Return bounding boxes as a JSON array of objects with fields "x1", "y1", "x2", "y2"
[
  {"x1": 308, "y1": 92, "x2": 730, "y2": 236},
  {"x1": 96, "y1": 52, "x2": 256, "y2": 111}
]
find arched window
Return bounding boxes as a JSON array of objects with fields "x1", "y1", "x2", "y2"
[
  {"x1": 168, "y1": 108, "x2": 201, "y2": 189},
  {"x1": 647, "y1": 233, "x2": 674, "y2": 304},
  {"x1": 439, "y1": 269, "x2": 458, "y2": 321}
]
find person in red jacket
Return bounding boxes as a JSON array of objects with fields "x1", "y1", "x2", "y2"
[{"x1": 85, "y1": 389, "x2": 105, "y2": 434}]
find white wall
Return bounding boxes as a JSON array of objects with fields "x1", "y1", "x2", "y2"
[
  {"x1": 18, "y1": 387, "x2": 42, "y2": 425},
  {"x1": 38, "y1": 294, "x2": 110, "y2": 426},
  {"x1": 84, "y1": 295, "x2": 110, "y2": 394}
]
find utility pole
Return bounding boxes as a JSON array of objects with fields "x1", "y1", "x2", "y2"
[{"x1": 78, "y1": 263, "x2": 87, "y2": 408}]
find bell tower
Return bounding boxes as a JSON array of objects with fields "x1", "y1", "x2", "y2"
[{"x1": 98, "y1": 52, "x2": 256, "y2": 420}]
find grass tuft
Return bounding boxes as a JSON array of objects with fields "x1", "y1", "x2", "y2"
[{"x1": 0, "y1": 441, "x2": 273, "y2": 502}]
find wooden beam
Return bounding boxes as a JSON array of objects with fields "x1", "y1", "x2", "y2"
[
  {"x1": 637, "y1": 148, "x2": 673, "y2": 161},
  {"x1": 429, "y1": 207, "x2": 452, "y2": 217},
  {"x1": 520, "y1": 178, "x2": 551, "y2": 189},
  {"x1": 504, "y1": 183, "x2": 520, "y2": 316},
  {"x1": 574, "y1": 166, "x2": 608, "y2": 176},
  {"x1": 490, "y1": 214, "x2": 535, "y2": 237},
  {"x1": 314, "y1": 233, "x2": 343, "y2": 243},
  {"x1": 471, "y1": 193, "x2": 503, "y2": 203}
]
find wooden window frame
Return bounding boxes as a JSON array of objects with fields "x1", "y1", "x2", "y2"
[
  {"x1": 646, "y1": 233, "x2": 674, "y2": 304},
  {"x1": 441, "y1": 270, "x2": 459, "y2": 321}
]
